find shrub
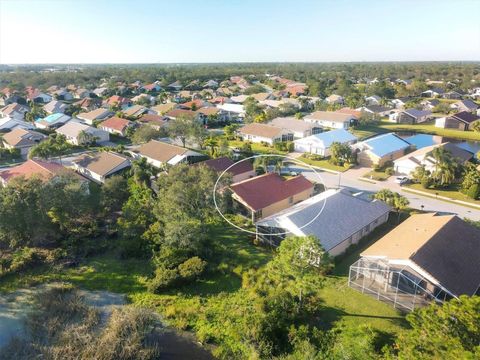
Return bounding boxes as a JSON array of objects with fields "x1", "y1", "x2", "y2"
[
  {"x1": 9, "y1": 247, "x2": 42, "y2": 273},
  {"x1": 465, "y1": 183, "x2": 480, "y2": 200},
  {"x1": 147, "y1": 266, "x2": 180, "y2": 293},
  {"x1": 178, "y1": 257, "x2": 207, "y2": 280},
  {"x1": 421, "y1": 176, "x2": 433, "y2": 189},
  {"x1": 385, "y1": 167, "x2": 394, "y2": 176}
]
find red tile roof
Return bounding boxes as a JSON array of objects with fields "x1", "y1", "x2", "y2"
[
  {"x1": 104, "y1": 95, "x2": 130, "y2": 106},
  {"x1": 197, "y1": 157, "x2": 253, "y2": 176},
  {"x1": 165, "y1": 108, "x2": 196, "y2": 119},
  {"x1": 99, "y1": 116, "x2": 132, "y2": 132},
  {"x1": 0, "y1": 159, "x2": 71, "y2": 184},
  {"x1": 230, "y1": 173, "x2": 314, "y2": 211}
]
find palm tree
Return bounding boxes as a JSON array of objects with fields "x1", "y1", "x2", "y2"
[
  {"x1": 203, "y1": 137, "x2": 218, "y2": 157},
  {"x1": 393, "y1": 194, "x2": 410, "y2": 223},
  {"x1": 430, "y1": 147, "x2": 457, "y2": 187}
]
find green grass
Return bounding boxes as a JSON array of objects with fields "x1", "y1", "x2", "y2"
[
  {"x1": 354, "y1": 120, "x2": 480, "y2": 141},
  {"x1": 363, "y1": 169, "x2": 391, "y2": 181},
  {"x1": 228, "y1": 140, "x2": 287, "y2": 155},
  {"x1": 0, "y1": 220, "x2": 406, "y2": 348},
  {"x1": 405, "y1": 183, "x2": 480, "y2": 206},
  {"x1": 298, "y1": 156, "x2": 350, "y2": 172}
]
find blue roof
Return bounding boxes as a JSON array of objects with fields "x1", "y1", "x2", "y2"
[
  {"x1": 362, "y1": 133, "x2": 410, "y2": 157},
  {"x1": 309, "y1": 129, "x2": 357, "y2": 147},
  {"x1": 37, "y1": 113, "x2": 64, "y2": 123}
]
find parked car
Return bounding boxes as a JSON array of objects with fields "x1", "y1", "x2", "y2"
[{"x1": 395, "y1": 176, "x2": 409, "y2": 185}]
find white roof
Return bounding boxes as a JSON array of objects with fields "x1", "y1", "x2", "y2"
[
  {"x1": 294, "y1": 129, "x2": 357, "y2": 149},
  {"x1": 217, "y1": 103, "x2": 245, "y2": 115}
]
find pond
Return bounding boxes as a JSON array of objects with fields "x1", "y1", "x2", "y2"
[{"x1": 397, "y1": 133, "x2": 480, "y2": 158}]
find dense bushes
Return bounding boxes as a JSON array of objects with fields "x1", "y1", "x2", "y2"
[{"x1": 147, "y1": 256, "x2": 207, "y2": 293}]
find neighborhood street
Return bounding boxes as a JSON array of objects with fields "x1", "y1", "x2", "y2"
[{"x1": 283, "y1": 162, "x2": 480, "y2": 221}]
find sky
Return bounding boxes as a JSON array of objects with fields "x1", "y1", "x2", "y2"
[{"x1": 0, "y1": 0, "x2": 479, "y2": 64}]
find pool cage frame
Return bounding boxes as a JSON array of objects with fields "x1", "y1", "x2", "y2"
[{"x1": 348, "y1": 257, "x2": 455, "y2": 312}]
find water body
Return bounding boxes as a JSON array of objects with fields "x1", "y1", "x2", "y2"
[{"x1": 398, "y1": 133, "x2": 480, "y2": 158}]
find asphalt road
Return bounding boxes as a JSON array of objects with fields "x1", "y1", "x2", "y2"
[{"x1": 282, "y1": 162, "x2": 480, "y2": 221}]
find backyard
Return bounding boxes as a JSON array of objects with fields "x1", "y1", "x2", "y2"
[{"x1": 0, "y1": 219, "x2": 407, "y2": 353}]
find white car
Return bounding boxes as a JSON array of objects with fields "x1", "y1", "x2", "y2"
[{"x1": 395, "y1": 176, "x2": 409, "y2": 185}]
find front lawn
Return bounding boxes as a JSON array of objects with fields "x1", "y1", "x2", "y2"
[
  {"x1": 363, "y1": 169, "x2": 391, "y2": 181},
  {"x1": 405, "y1": 183, "x2": 480, "y2": 206},
  {"x1": 298, "y1": 155, "x2": 351, "y2": 172},
  {"x1": 228, "y1": 140, "x2": 287, "y2": 155},
  {"x1": 354, "y1": 120, "x2": 480, "y2": 141}
]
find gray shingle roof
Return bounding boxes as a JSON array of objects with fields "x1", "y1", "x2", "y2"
[{"x1": 257, "y1": 189, "x2": 391, "y2": 251}]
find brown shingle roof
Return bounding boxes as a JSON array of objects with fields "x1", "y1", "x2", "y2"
[
  {"x1": 306, "y1": 111, "x2": 353, "y2": 123},
  {"x1": 137, "y1": 140, "x2": 188, "y2": 163},
  {"x1": 231, "y1": 173, "x2": 314, "y2": 211},
  {"x1": 73, "y1": 152, "x2": 130, "y2": 177},
  {"x1": 2, "y1": 128, "x2": 45, "y2": 147},
  {"x1": 196, "y1": 157, "x2": 253, "y2": 176},
  {"x1": 239, "y1": 123, "x2": 284, "y2": 139},
  {"x1": 362, "y1": 213, "x2": 480, "y2": 296}
]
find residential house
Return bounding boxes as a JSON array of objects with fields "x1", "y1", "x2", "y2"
[
  {"x1": 237, "y1": 123, "x2": 293, "y2": 145},
  {"x1": 178, "y1": 99, "x2": 211, "y2": 110},
  {"x1": 75, "y1": 88, "x2": 91, "y2": 99},
  {"x1": 137, "y1": 114, "x2": 167, "y2": 130},
  {"x1": 450, "y1": 99, "x2": 478, "y2": 113},
  {"x1": 122, "y1": 105, "x2": 150, "y2": 118},
  {"x1": 336, "y1": 107, "x2": 362, "y2": 119},
  {"x1": 168, "y1": 81, "x2": 183, "y2": 91},
  {"x1": 357, "y1": 105, "x2": 394, "y2": 117},
  {"x1": 75, "y1": 97, "x2": 102, "y2": 112},
  {"x1": 151, "y1": 103, "x2": 177, "y2": 115},
  {"x1": 256, "y1": 189, "x2": 391, "y2": 256},
  {"x1": 0, "y1": 159, "x2": 75, "y2": 187},
  {"x1": 103, "y1": 95, "x2": 132, "y2": 110},
  {"x1": 1, "y1": 128, "x2": 46, "y2": 157},
  {"x1": 55, "y1": 121, "x2": 109, "y2": 145},
  {"x1": 216, "y1": 103, "x2": 246, "y2": 121},
  {"x1": 35, "y1": 113, "x2": 72, "y2": 130},
  {"x1": 355, "y1": 133, "x2": 411, "y2": 167},
  {"x1": 349, "y1": 213, "x2": 480, "y2": 311},
  {"x1": 93, "y1": 87, "x2": 108, "y2": 97},
  {"x1": 99, "y1": 116, "x2": 134, "y2": 136},
  {"x1": 435, "y1": 111, "x2": 480, "y2": 131},
  {"x1": 230, "y1": 172, "x2": 314, "y2": 222},
  {"x1": 164, "y1": 108, "x2": 197, "y2": 121},
  {"x1": 132, "y1": 139, "x2": 204, "y2": 168},
  {"x1": 293, "y1": 129, "x2": 357, "y2": 156},
  {"x1": 131, "y1": 93, "x2": 155, "y2": 105},
  {"x1": 393, "y1": 109, "x2": 432, "y2": 124},
  {"x1": 443, "y1": 90, "x2": 465, "y2": 100},
  {"x1": 141, "y1": 82, "x2": 162, "y2": 93},
  {"x1": 195, "y1": 156, "x2": 255, "y2": 183},
  {"x1": 52, "y1": 89, "x2": 73, "y2": 101},
  {"x1": 389, "y1": 97, "x2": 409, "y2": 109},
  {"x1": 0, "y1": 103, "x2": 30, "y2": 121},
  {"x1": 365, "y1": 95, "x2": 382, "y2": 105},
  {"x1": 421, "y1": 88, "x2": 445, "y2": 98},
  {"x1": 394, "y1": 142, "x2": 473, "y2": 176},
  {"x1": 268, "y1": 117, "x2": 322, "y2": 139},
  {"x1": 203, "y1": 80, "x2": 219, "y2": 89},
  {"x1": 325, "y1": 94, "x2": 344, "y2": 105},
  {"x1": 76, "y1": 108, "x2": 113, "y2": 125},
  {"x1": 304, "y1": 111, "x2": 356, "y2": 129},
  {"x1": 25, "y1": 87, "x2": 52, "y2": 103},
  {"x1": 43, "y1": 100, "x2": 68, "y2": 114},
  {"x1": 72, "y1": 151, "x2": 131, "y2": 184},
  {"x1": 420, "y1": 99, "x2": 440, "y2": 110},
  {"x1": 0, "y1": 117, "x2": 35, "y2": 131},
  {"x1": 195, "y1": 107, "x2": 221, "y2": 124}
]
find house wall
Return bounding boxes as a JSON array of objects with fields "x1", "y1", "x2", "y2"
[
  {"x1": 241, "y1": 134, "x2": 278, "y2": 145},
  {"x1": 358, "y1": 148, "x2": 406, "y2": 167},
  {"x1": 328, "y1": 212, "x2": 389, "y2": 256},
  {"x1": 253, "y1": 186, "x2": 314, "y2": 221}
]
